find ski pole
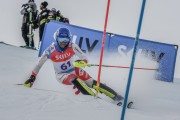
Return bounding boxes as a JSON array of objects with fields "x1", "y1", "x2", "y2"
[{"x1": 87, "y1": 64, "x2": 158, "y2": 71}]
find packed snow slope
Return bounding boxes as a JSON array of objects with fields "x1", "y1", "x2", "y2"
[{"x1": 0, "y1": 42, "x2": 180, "y2": 120}]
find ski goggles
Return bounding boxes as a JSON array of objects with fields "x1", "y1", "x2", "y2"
[{"x1": 57, "y1": 37, "x2": 70, "y2": 43}]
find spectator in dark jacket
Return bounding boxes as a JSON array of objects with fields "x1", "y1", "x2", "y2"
[
  {"x1": 47, "y1": 8, "x2": 70, "y2": 24},
  {"x1": 33, "y1": 1, "x2": 50, "y2": 49}
]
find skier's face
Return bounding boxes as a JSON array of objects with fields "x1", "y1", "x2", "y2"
[
  {"x1": 40, "y1": 5, "x2": 44, "y2": 10},
  {"x1": 56, "y1": 36, "x2": 70, "y2": 48},
  {"x1": 58, "y1": 41, "x2": 69, "y2": 48}
]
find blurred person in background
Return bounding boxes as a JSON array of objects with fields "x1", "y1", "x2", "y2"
[
  {"x1": 33, "y1": 1, "x2": 49, "y2": 49},
  {"x1": 20, "y1": 0, "x2": 38, "y2": 49}
]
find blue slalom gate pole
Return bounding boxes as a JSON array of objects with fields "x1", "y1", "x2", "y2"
[{"x1": 120, "y1": 0, "x2": 146, "y2": 120}]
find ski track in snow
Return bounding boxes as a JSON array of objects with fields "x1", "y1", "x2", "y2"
[{"x1": 0, "y1": 43, "x2": 180, "y2": 120}]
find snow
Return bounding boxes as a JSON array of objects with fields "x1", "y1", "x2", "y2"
[
  {"x1": 0, "y1": 43, "x2": 180, "y2": 120},
  {"x1": 0, "y1": 0, "x2": 180, "y2": 119}
]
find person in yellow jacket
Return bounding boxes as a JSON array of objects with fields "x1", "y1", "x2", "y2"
[{"x1": 47, "y1": 8, "x2": 70, "y2": 24}]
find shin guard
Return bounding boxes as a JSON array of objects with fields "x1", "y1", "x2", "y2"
[
  {"x1": 72, "y1": 78, "x2": 95, "y2": 96},
  {"x1": 92, "y1": 80, "x2": 120, "y2": 100}
]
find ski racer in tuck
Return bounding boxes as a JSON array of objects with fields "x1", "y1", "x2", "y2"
[{"x1": 24, "y1": 28, "x2": 124, "y2": 104}]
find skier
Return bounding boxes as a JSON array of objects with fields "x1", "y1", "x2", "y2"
[
  {"x1": 24, "y1": 28, "x2": 124, "y2": 105},
  {"x1": 20, "y1": 0, "x2": 38, "y2": 49}
]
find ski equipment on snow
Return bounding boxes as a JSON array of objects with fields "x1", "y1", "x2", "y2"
[
  {"x1": 27, "y1": 6, "x2": 34, "y2": 48},
  {"x1": 20, "y1": 45, "x2": 37, "y2": 50},
  {"x1": 15, "y1": 83, "x2": 134, "y2": 108},
  {"x1": 117, "y1": 101, "x2": 134, "y2": 109}
]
